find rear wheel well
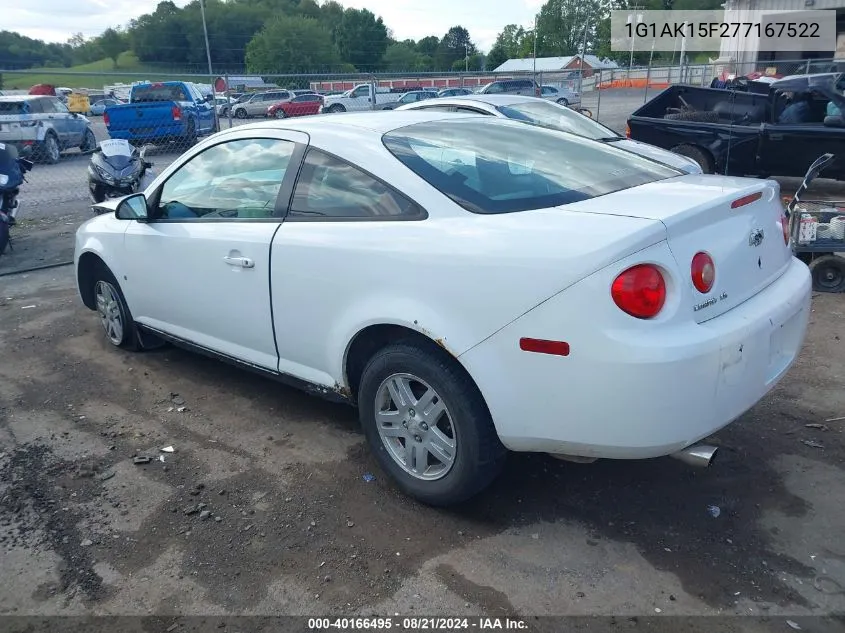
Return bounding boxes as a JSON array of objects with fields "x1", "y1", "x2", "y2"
[
  {"x1": 345, "y1": 325, "x2": 466, "y2": 404},
  {"x1": 77, "y1": 252, "x2": 109, "y2": 310}
]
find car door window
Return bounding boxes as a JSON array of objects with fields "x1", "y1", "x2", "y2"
[
  {"x1": 351, "y1": 86, "x2": 370, "y2": 98},
  {"x1": 289, "y1": 149, "x2": 425, "y2": 220},
  {"x1": 486, "y1": 83, "x2": 504, "y2": 94},
  {"x1": 455, "y1": 106, "x2": 492, "y2": 115},
  {"x1": 155, "y1": 138, "x2": 296, "y2": 221}
]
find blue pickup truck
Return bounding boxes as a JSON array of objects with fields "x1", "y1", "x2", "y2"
[{"x1": 103, "y1": 81, "x2": 216, "y2": 148}]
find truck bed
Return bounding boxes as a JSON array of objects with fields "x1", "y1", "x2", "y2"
[{"x1": 630, "y1": 85, "x2": 770, "y2": 125}]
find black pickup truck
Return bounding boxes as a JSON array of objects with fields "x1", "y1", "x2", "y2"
[{"x1": 627, "y1": 73, "x2": 845, "y2": 179}]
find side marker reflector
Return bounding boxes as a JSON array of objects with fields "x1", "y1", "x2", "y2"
[{"x1": 519, "y1": 338, "x2": 570, "y2": 357}]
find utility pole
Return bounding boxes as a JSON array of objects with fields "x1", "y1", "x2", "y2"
[
  {"x1": 465, "y1": 43, "x2": 469, "y2": 72},
  {"x1": 533, "y1": 14, "x2": 538, "y2": 90},
  {"x1": 199, "y1": 0, "x2": 218, "y2": 130},
  {"x1": 579, "y1": 22, "x2": 588, "y2": 96}
]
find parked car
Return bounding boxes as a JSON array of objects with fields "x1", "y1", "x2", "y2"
[
  {"x1": 320, "y1": 83, "x2": 394, "y2": 113},
  {"x1": 437, "y1": 88, "x2": 474, "y2": 98},
  {"x1": 0, "y1": 94, "x2": 96, "y2": 163},
  {"x1": 104, "y1": 81, "x2": 216, "y2": 148},
  {"x1": 266, "y1": 93, "x2": 324, "y2": 118},
  {"x1": 381, "y1": 90, "x2": 439, "y2": 110},
  {"x1": 540, "y1": 84, "x2": 581, "y2": 107},
  {"x1": 75, "y1": 111, "x2": 810, "y2": 505},
  {"x1": 627, "y1": 72, "x2": 845, "y2": 177},
  {"x1": 90, "y1": 98, "x2": 121, "y2": 116},
  {"x1": 396, "y1": 95, "x2": 702, "y2": 174},
  {"x1": 232, "y1": 91, "x2": 294, "y2": 119},
  {"x1": 476, "y1": 78, "x2": 540, "y2": 97}
]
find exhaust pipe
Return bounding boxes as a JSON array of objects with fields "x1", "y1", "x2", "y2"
[{"x1": 671, "y1": 444, "x2": 718, "y2": 468}]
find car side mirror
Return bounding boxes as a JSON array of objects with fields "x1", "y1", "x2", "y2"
[{"x1": 116, "y1": 193, "x2": 149, "y2": 221}]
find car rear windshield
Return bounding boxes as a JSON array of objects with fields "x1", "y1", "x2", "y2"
[
  {"x1": 382, "y1": 119, "x2": 680, "y2": 214},
  {"x1": 0, "y1": 101, "x2": 28, "y2": 115},
  {"x1": 132, "y1": 85, "x2": 188, "y2": 103},
  {"x1": 496, "y1": 100, "x2": 619, "y2": 141}
]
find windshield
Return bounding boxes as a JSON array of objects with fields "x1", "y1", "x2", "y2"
[
  {"x1": 382, "y1": 119, "x2": 679, "y2": 215},
  {"x1": 99, "y1": 139, "x2": 134, "y2": 157},
  {"x1": 495, "y1": 100, "x2": 619, "y2": 141},
  {"x1": 133, "y1": 84, "x2": 188, "y2": 102}
]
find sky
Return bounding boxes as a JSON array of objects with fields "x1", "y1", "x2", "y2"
[{"x1": 8, "y1": 0, "x2": 546, "y2": 52}]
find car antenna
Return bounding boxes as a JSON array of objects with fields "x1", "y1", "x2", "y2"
[{"x1": 723, "y1": 83, "x2": 736, "y2": 176}]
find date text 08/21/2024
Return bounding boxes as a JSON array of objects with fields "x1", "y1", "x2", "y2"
[{"x1": 307, "y1": 617, "x2": 529, "y2": 630}]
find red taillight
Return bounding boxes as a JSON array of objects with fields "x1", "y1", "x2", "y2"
[
  {"x1": 611, "y1": 264, "x2": 666, "y2": 319},
  {"x1": 731, "y1": 191, "x2": 762, "y2": 209},
  {"x1": 691, "y1": 252, "x2": 715, "y2": 293},
  {"x1": 103, "y1": 112, "x2": 110, "y2": 126},
  {"x1": 172, "y1": 105, "x2": 182, "y2": 121},
  {"x1": 781, "y1": 212, "x2": 790, "y2": 245},
  {"x1": 625, "y1": 123, "x2": 631, "y2": 138}
]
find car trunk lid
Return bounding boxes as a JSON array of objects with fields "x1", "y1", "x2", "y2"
[{"x1": 562, "y1": 174, "x2": 792, "y2": 322}]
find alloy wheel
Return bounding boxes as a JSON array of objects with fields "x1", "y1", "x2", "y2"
[
  {"x1": 374, "y1": 373, "x2": 457, "y2": 481},
  {"x1": 95, "y1": 281, "x2": 124, "y2": 345}
]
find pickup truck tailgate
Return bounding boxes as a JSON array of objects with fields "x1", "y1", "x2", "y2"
[
  {"x1": 563, "y1": 174, "x2": 792, "y2": 322},
  {"x1": 105, "y1": 102, "x2": 177, "y2": 131}
]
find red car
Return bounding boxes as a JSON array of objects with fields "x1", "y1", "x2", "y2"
[{"x1": 266, "y1": 93, "x2": 324, "y2": 118}]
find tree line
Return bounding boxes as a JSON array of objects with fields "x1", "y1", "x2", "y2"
[{"x1": 2, "y1": 0, "x2": 723, "y2": 75}]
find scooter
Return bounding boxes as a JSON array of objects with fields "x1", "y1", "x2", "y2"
[
  {"x1": 87, "y1": 139, "x2": 155, "y2": 204},
  {"x1": 0, "y1": 142, "x2": 34, "y2": 257}
]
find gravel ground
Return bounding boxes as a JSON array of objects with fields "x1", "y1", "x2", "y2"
[{"x1": 0, "y1": 267, "x2": 844, "y2": 630}]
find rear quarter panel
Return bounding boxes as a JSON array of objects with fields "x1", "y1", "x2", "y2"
[{"x1": 267, "y1": 136, "x2": 667, "y2": 389}]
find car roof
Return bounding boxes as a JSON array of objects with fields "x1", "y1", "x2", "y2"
[
  {"x1": 230, "y1": 110, "x2": 487, "y2": 135},
  {"x1": 0, "y1": 95, "x2": 48, "y2": 102},
  {"x1": 400, "y1": 94, "x2": 542, "y2": 109}
]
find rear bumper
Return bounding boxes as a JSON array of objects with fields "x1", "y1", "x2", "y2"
[
  {"x1": 107, "y1": 122, "x2": 186, "y2": 141},
  {"x1": 460, "y1": 256, "x2": 812, "y2": 459}
]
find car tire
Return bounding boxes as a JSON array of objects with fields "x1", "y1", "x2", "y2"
[
  {"x1": 235, "y1": 108, "x2": 248, "y2": 119},
  {"x1": 809, "y1": 255, "x2": 845, "y2": 293},
  {"x1": 91, "y1": 267, "x2": 141, "y2": 351},
  {"x1": 670, "y1": 144, "x2": 715, "y2": 174},
  {"x1": 358, "y1": 342, "x2": 507, "y2": 506},
  {"x1": 327, "y1": 104, "x2": 346, "y2": 113},
  {"x1": 664, "y1": 110, "x2": 720, "y2": 123},
  {"x1": 80, "y1": 128, "x2": 97, "y2": 153},
  {"x1": 0, "y1": 220, "x2": 9, "y2": 257},
  {"x1": 557, "y1": 98, "x2": 569, "y2": 106},
  {"x1": 39, "y1": 133, "x2": 61, "y2": 164},
  {"x1": 184, "y1": 119, "x2": 197, "y2": 147},
  {"x1": 275, "y1": 109, "x2": 286, "y2": 118}
]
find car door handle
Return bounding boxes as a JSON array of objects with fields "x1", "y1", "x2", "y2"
[{"x1": 223, "y1": 256, "x2": 254, "y2": 268}]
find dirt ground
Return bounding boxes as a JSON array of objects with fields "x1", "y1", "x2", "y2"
[{"x1": 1, "y1": 267, "x2": 845, "y2": 631}]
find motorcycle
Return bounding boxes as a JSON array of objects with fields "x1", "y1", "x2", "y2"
[
  {"x1": 0, "y1": 142, "x2": 34, "y2": 257},
  {"x1": 88, "y1": 139, "x2": 155, "y2": 204}
]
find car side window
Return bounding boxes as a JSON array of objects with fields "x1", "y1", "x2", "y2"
[
  {"x1": 155, "y1": 138, "x2": 296, "y2": 221},
  {"x1": 351, "y1": 86, "x2": 370, "y2": 98},
  {"x1": 290, "y1": 149, "x2": 424, "y2": 220},
  {"x1": 486, "y1": 83, "x2": 504, "y2": 94},
  {"x1": 455, "y1": 106, "x2": 492, "y2": 115},
  {"x1": 27, "y1": 99, "x2": 44, "y2": 114}
]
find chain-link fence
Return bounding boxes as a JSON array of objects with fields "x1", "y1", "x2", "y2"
[{"x1": 0, "y1": 57, "x2": 840, "y2": 221}]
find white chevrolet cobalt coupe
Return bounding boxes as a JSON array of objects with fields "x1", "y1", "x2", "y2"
[{"x1": 75, "y1": 111, "x2": 812, "y2": 506}]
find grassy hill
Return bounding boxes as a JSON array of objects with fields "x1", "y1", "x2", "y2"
[{"x1": 3, "y1": 52, "x2": 209, "y2": 91}]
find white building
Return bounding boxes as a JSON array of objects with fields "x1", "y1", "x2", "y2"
[{"x1": 716, "y1": 0, "x2": 845, "y2": 71}]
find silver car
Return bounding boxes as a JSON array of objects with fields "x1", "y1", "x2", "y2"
[
  {"x1": 0, "y1": 95, "x2": 97, "y2": 164},
  {"x1": 395, "y1": 94, "x2": 702, "y2": 174},
  {"x1": 231, "y1": 90, "x2": 293, "y2": 118},
  {"x1": 540, "y1": 85, "x2": 581, "y2": 107}
]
